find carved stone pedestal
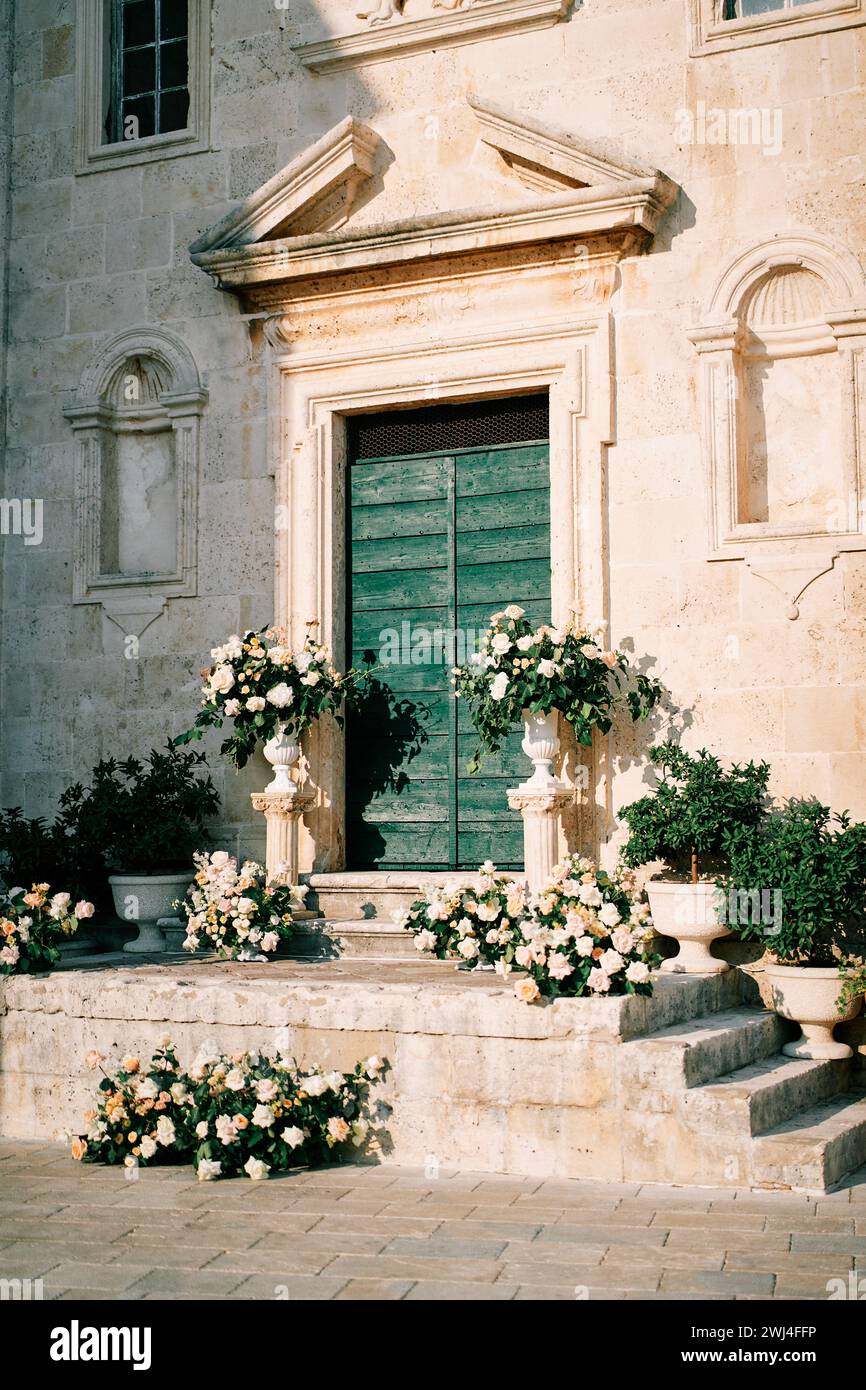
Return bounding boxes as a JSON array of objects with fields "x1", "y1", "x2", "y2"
[
  {"x1": 251, "y1": 788, "x2": 316, "y2": 893},
  {"x1": 507, "y1": 785, "x2": 572, "y2": 895}
]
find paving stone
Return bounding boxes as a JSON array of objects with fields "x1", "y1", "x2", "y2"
[
  {"x1": 324, "y1": 1254, "x2": 503, "y2": 1283},
  {"x1": 660, "y1": 1269, "x2": 776, "y2": 1295},
  {"x1": 230, "y1": 1274, "x2": 349, "y2": 1300},
  {"x1": 334, "y1": 1278, "x2": 414, "y2": 1300},
  {"x1": 250, "y1": 1230, "x2": 390, "y2": 1256},
  {"x1": 405, "y1": 1280, "x2": 518, "y2": 1299},
  {"x1": 501, "y1": 1261, "x2": 660, "y2": 1289},
  {"x1": 384, "y1": 1235, "x2": 508, "y2": 1261},
  {"x1": 379, "y1": 1202, "x2": 477, "y2": 1221},
  {"x1": 724, "y1": 1250, "x2": 853, "y2": 1273},
  {"x1": 124, "y1": 1268, "x2": 250, "y2": 1297},
  {"x1": 537, "y1": 1224, "x2": 667, "y2": 1248},
  {"x1": 205, "y1": 1248, "x2": 334, "y2": 1275},
  {"x1": 514, "y1": 1283, "x2": 600, "y2": 1300},
  {"x1": 314, "y1": 1213, "x2": 444, "y2": 1238},
  {"x1": 790, "y1": 1232, "x2": 866, "y2": 1255},
  {"x1": 105, "y1": 1244, "x2": 221, "y2": 1269},
  {"x1": 41, "y1": 1262, "x2": 151, "y2": 1292},
  {"x1": 651, "y1": 1210, "x2": 767, "y2": 1231},
  {"x1": 604, "y1": 1247, "x2": 727, "y2": 1271},
  {"x1": 433, "y1": 1219, "x2": 541, "y2": 1243}
]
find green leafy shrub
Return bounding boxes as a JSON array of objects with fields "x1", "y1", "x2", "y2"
[
  {"x1": 620, "y1": 743, "x2": 770, "y2": 882},
  {"x1": 59, "y1": 744, "x2": 220, "y2": 875},
  {"x1": 724, "y1": 799, "x2": 866, "y2": 966},
  {"x1": 0, "y1": 807, "x2": 104, "y2": 907}
]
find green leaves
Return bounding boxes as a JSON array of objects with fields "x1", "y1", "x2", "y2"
[{"x1": 620, "y1": 743, "x2": 771, "y2": 878}]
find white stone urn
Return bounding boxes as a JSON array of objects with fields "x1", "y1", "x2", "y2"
[
  {"x1": 519, "y1": 708, "x2": 564, "y2": 790},
  {"x1": 647, "y1": 880, "x2": 732, "y2": 975},
  {"x1": 263, "y1": 722, "x2": 300, "y2": 793},
  {"x1": 765, "y1": 963, "x2": 862, "y2": 1060},
  {"x1": 109, "y1": 871, "x2": 193, "y2": 954}
]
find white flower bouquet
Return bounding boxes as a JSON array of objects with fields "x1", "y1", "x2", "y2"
[
  {"x1": 508, "y1": 855, "x2": 660, "y2": 1004},
  {"x1": 0, "y1": 883, "x2": 95, "y2": 976},
  {"x1": 399, "y1": 861, "x2": 530, "y2": 969},
  {"x1": 451, "y1": 606, "x2": 661, "y2": 772},
  {"x1": 177, "y1": 851, "x2": 295, "y2": 960},
  {"x1": 186, "y1": 1049, "x2": 383, "y2": 1181},
  {"x1": 175, "y1": 624, "x2": 368, "y2": 770}
]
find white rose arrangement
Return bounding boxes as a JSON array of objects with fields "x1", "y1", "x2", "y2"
[
  {"x1": 176, "y1": 623, "x2": 370, "y2": 770},
  {"x1": 398, "y1": 861, "x2": 530, "y2": 970},
  {"x1": 177, "y1": 851, "x2": 295, "y2": 961},
  {"x1": 451, "y1": 606, "x2": 661, "y2": 772},
  {"x1": 70, "y1": 1041, "x2": 196, "y2": 1168}
]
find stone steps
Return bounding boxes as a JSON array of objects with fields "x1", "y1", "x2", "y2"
[
  {"x1": 619, "y1": 1007, "x2": 788, "y2": 1101},
  {"x1": 680, "y1": 1054, "x2": 851, "y2": 1138},
  {"x1": 286, "y1": 917, "x2": 425, "y2": 961},
  {"x1": 750, "y1": 1091, "x2": 866, "y2": 1191}
]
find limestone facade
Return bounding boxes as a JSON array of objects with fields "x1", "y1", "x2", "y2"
[{"x1": 1, "y1": 0, "x2": 865, "y2": 871}]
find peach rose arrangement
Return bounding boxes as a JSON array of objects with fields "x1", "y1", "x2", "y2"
[
  {"x1": 71, "y1": 1043, "x2": 384, "y2": 1181},
  {"x1": 0, "y1": 883, "x2": 94, "y2": 976},
  {"x1": 70, "y1": 1041, "x2": 196, "y2": 1168},
  {"x1": 508, "y1": 855, "x2": 660, "y2": 1004},
  {"x1": 398, "y1": 861, "x2": 530, "y2": 970}
]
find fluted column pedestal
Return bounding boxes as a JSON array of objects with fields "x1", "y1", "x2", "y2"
[
  {"x1": 250, "y1": 788, "x2": 317, "y2": 913},
  {"x1": 506, "y1": 785, "x2": 572, "y2": 895}
]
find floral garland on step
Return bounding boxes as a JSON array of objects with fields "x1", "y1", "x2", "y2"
[
  {"x1": 177, "y1": 851, "x2": 295, "y2": 961},
  {"x1": 175, "y1": 624, "x2": 368, "y2": 770},
  {"x1": 188, "y1": 1050, "x2": 383, "y2": 1182},
  {"x1": 398, "y1": 862, "x2": 530, "y2": 969},
  {"x1": 0, "y1": 883, "x2": 95, "y2": 975},
  {"x1": 70, "y1": 1043, "x2": 384, "y2": 1181},
  {"x1": 509, "y1": 856, "x2": 660, "y2": 1004},
  {"x1": 451, "y1": 605, "x2": 661, "y2": 771}
]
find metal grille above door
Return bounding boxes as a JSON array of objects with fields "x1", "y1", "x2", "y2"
[{"x1": 346, "y1": 396, "x2": 551, "y2": 871}]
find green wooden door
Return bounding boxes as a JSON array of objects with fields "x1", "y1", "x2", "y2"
[{"x1": 347, "y1": 439, "x2": 550, "y2": 870}]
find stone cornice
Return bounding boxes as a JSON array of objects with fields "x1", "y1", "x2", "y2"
[
  {"x1": 293, "y1": 0, "x2": 571, "y2": 74},
  {"x1": 192, "y1": 176, "x2": 677, "y2": 294}
]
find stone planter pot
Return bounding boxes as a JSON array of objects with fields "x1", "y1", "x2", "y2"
[
  {"x1": 519, "y1": 708, "x2": 563, "y2": 790},
  {"x1": 109, "y1": 871, "x2": 193, "y2": 954},
  {"x1": 765, "y1": 962, "x2": 862, "y2": 1060},
  {"x1": 647, "y1": 879, "x2": 732, "y2": 975},
  {"x1": 263, "y1": 723, "x2": 300, "y2": 793}
]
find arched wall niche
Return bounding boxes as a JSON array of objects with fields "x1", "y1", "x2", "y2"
[
  {"x1": 64, "y1": 327, "x2": 207, "y2": 636},
  {"x1": 689, "y1": 231, "x2": 866, "y2": 560}
]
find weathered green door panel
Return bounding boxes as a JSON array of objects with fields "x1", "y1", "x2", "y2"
[{"x1": 347, "y1": 436, "x2": 550, "y2": 870}]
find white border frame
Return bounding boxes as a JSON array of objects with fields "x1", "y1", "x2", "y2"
[{"x1": 688, "y1": 0, "x2": 865, "y2": 56}]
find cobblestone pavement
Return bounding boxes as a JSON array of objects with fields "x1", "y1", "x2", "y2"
[{"x1": 2, "y1": 1141, "x2": 865, "y2": 1300}]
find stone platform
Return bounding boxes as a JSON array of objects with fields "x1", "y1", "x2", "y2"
[{"x1": 2, "y1": 953, "x2": 866, "y2": 1192}]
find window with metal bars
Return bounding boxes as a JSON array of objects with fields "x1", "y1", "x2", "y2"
[{"x1": 107, "y1": 0, "x2": 190, "y2": 144}]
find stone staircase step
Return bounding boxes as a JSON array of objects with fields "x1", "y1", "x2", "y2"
[
  {"x1": 750, "y1": 1091, "x2": 866, "y2": 1191},
  {"x1": 618, "y1": 1007, "x2": 789, "y2": 1105},
  {"x1": 285, "y1": 916, "x2": 428, "y2": 961},
  {"x1": 680, "y1": 1055, "x2": 851, "y2": 1138},
  {"x1": 306, "y1": 871, "x2": 522, "y2": 923}
]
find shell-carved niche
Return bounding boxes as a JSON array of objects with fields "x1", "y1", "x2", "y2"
[
  {"x1": 64, "y1": 328, "x2": 207, "y2": 634},
  {"x1": 690, "y1": 232, "x2": 866, "y2": 561}
]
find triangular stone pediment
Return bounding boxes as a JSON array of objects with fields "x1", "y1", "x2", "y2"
[
  {"x1": 189, "y1": 116, "x2": 380, "y2": 254},
  {"x1": 191, "y1": 96, "x2": 677, "y2": 295}
]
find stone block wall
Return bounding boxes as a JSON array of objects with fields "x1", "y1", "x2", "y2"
[{"x1": 0, "y1": 0, "x2": 864, "y2": 861}]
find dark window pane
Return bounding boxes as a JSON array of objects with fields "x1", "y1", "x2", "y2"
[
  {"x1": 160, "y1": 0, "x2": 188, "y2": 41},
  {"x1": 738, "y1": 0, "x2": 785, "y2": 14},
  {"x1": 124, "y1": 45, "x2": 155, "y2": 96},
  {"x1": 159, "y1": 87, "x2": 190, "y2": 134},
  {"x1": 123, "y1": 0, "x2": 156, "y2": 47},
  {"x1": 122, "y1": 94, "x2": 156, "y2": 140},
  {"x1": 160, "y1": 38, "x2": 188, "y2": 89}
]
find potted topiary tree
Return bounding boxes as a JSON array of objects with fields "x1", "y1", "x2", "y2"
[
  {"x1": 60, "y1": 745, "x2": 220, "y2": 953},
  {"x1": 724, "y1": 799, "x2": 866, "y2": 1058},
  {"x1": 620, "y1": 743, "x2": 770, "y2": 974}
]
